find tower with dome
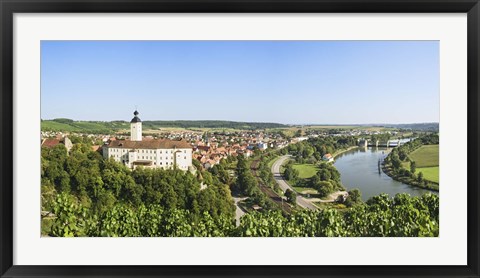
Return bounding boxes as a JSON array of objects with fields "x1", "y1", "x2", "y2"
[{"x1": 103, "y1": 110, "x2": 193, "y2": 170}]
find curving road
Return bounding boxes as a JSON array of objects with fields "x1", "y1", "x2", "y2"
[{"x1": 271, "y1": 155, "x2": 318, "y2": 210}]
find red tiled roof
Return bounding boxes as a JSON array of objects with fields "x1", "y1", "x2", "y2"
[
  {"x1": 107, "y1": 139, "x2": 192, "y2": 150},
  {"x1": 42, "y1": 138, "x2": 60, "y2": 148}
]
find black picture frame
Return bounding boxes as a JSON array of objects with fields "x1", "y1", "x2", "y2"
[{"x1": 1, "y1": 1, "x2": 479, "y2": 277}]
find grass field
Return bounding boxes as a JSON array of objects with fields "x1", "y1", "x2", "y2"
[
  {"x1": 292, "y1": 186, "x2": 318, "y2": 194},
  {"x1": 42, "y1": 120, "x2": 128, "y2": 133},
  {"x1": 406, "y1": 144, "x2": 439, "y2": 183},
  {"x1": 416, "y1": 166, "x2": 439, "y2": 183},
  {"x1": 408, "y1": 145, "x2": 439, "y2": 167},
  {"x1": 41, "y1": 121, "x2": 78, "y2": 132},
  {"x1": 292, "y1": 163, "x2": 319, "y2": 179}
]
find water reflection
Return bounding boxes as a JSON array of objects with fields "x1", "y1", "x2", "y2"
[{"x1": 334, "y1": 147, "x2": 436, "y2": 201}]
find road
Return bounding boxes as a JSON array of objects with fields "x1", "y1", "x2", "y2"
[
  {"x1": 271, "y1": 155, "x2": 318, "y2": 210},
  {"x1": 233, "y1": 197, "x2": 247, "y2": 226}
]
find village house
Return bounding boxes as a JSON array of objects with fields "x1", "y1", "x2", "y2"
[
  {"x1": 41, "y1": 135, "x2": 73, "y2": 152},
  {"x1": 322, "y1": 153, "x2": 334, "y2": 162}
]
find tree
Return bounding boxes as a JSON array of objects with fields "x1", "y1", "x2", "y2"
[
  {"x1": 309, "y1": 174, "x2": 321, "y2": 188},
  {"x1": 318, "y1": 169, "x2": 331, "y2": 181},
  {"x1": 314, "y1": 181, "x2": 334, "y2": 197},
  {"x1": 417, "y1": 172, "x2": 424, "y2": 182},
  {"x1": 345, "y1": 189, "x2": 362, "y2": 207},
  {"x1": 410, "y1": 161, "x2": 416, "y2": 174},
  {"x1": 284, "y1": 189, "x2": 297, "y2": 204},
  {"x1": 192, "y1": 159, "x2": 202, "y2": 170},
  {"x1": 284, "y1": 166, "x2": 299, "y2": 182}
]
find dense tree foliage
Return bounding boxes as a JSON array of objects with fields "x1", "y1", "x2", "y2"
[
  {"x1": 49, "y1": 192, "x2": 438, "y2": 237},
  {"x1": 284, "y1": 189, "x2": 297, "y2": 204},
  {"x1": 42, "y1": 143, "x2": 235, "y2": 236},
  {"x1": 285, "y1": 136, "x2": 357, "y2": 164},
  {"x1": 233, "y1": 155, "x2": 278, "y2": 211}
]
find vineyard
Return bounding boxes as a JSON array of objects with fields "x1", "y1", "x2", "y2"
[{"x1": 49, "y1": 192, "x2": 438, "y2": 237}]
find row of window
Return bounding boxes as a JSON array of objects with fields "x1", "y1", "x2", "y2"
[
  {"x1": 111, "y1": 148, "x2": 189, "y2": 154},
  {"x1": 154, "y1": 162, "x2": 174, "y2": 166},
  {"x1": 111, "y1": 154, "x2": 188, "y2": 161}
]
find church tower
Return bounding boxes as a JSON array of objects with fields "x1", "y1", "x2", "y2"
[{"x1": 130, "y1": 110, "x2": 142, "y2": 141}]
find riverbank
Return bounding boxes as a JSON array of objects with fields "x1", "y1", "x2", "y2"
[
  {"x1": 332, "y1": 146, "x2": 359, "y2": 159},
  {"x1": 334, "y1": 146, "x2": 435, "y2": 200},
  {"x1": 381, "y1": 161, "x2": 439, "y2": 191}
]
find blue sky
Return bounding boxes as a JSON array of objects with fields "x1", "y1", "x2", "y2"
[{"x1": 41, "y1": 41, "x2": 439, "y2": 124}]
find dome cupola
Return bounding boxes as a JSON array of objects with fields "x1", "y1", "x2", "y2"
[{"x1": 130, "y1": 110, "x2": 141, "y2": 123}]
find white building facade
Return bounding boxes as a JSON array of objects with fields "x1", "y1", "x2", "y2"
[{"x1": 103, "y1": 110, "x2": 193, "y2": 170}]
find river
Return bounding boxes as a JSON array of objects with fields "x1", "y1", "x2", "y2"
[{"x1": 334, "y1": 146, "x2": 436, "y2": 201}]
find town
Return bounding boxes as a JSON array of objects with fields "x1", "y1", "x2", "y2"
[{"x1": 41, "y1": 110, "x2": 408, "y2": 171}]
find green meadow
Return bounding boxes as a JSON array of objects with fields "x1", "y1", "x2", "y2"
[
  {"x1": 292, "y1": 163, "x2": 319, "y2": 179},
  {"x1": 416, "y1": 167, "x2": 439, "y2": 183},
  {"x1": 408, "y1": 145, "x2": 439, "y2": 167},
  {"x1": 408, "y1": 145, "x2": 439, "y2": 183}
]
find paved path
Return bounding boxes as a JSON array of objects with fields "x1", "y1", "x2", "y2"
[
  {"x1": 233, "y1": 197, "x2": 247, "y2": 226},
  {"x1": 271, "y1": 155, "x2": 318, "y2": 210}
]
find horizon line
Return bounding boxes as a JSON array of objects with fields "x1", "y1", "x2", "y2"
[{"x1": 41, "y1": 118, "x2": 439, "y2": 126}]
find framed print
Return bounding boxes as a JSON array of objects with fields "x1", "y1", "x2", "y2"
[{"x1": 1, "y1": 0, "x2": 479, "y2": 277}]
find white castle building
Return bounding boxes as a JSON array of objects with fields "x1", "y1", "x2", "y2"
[{"x1": 103, "y1": 110, "x2": 193, "y2": 170}]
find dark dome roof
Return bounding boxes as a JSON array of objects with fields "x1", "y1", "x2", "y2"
[
  {"x1": 130, "y1": 110, "x2": 141, "y2": 123},
  {"x1": 130, "y1": 117, "x2": 141, "y2": 123}
]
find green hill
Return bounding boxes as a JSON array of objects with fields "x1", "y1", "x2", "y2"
[{"x1": 41, "y1": 119, "x2": 287, "y2": 133}]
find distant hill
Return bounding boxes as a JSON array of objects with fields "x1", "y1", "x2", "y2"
[
  {"x1": 41, "y1": 119, "x2": 287, "y2": 133},
  {"x1": 378, "y1": 123, "x2": 439, "y2": 132}
]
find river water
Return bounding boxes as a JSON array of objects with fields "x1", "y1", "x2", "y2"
[{"x1": 334, "y1": 147, "x2": 435, "y2": 201}]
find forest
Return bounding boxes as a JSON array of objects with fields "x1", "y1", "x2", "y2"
[{"x1": 41, "y1": 143, "x2": 235, "y2": 236}]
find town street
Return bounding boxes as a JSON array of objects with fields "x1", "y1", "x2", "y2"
[{"x1": 271, "y1": 155, "x2": 318, "y2": 210}]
